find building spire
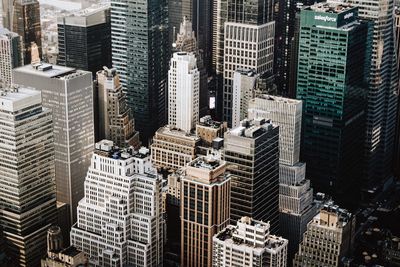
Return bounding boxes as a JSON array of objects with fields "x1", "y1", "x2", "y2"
[{"x1": 30, "y1": 42, "x2": 40, "y2": 65}]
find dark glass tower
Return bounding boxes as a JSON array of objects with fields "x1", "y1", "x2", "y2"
[
  {"x1": 223, "y1": 118, "x2": 280, "y2": 233},
  {"x1": 297, "y1": 4, "x2": 371, "y2": 207},
  {"x1": 111, "y1": 0, "x2": 169, "y2": 143},
  {"x1": 12, "y1": 0, "x2": 41, "y2": 64},
  {"x1": 57, "y1": 5, "x2": 111, "y2": 78}
]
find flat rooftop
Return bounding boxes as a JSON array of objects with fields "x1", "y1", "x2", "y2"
[
  {"x1": 228, "y1": 118, "x2": 276, "y2": 139},
  {"x1": 156, "y1": 125, "x2": 200, "y2": 141},
  {"x1": 189, "y1": 157, "x2": 222, "y2": 170},
  {"x1": 0, "y1": 86, "x2": 41, "y2": 112},
  {"x1": 255, "y1": 94, "x2": 302, "y2": 105},
  {"x1": 198, "y1": 116, "x2": 224, "y2": 129},
  {"x1": 14, "y1": 63, "x2": 76, "y2": 79},
  {"x1": 94, "y1": 140, "x2": 150, "y2": 160},
  {"x1": 309, "y1": 2, "x2": 353, "y2": 13}
]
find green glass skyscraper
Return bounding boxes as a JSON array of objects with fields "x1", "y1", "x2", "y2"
[{"x1": 296, "y1": 3, "x2": 371, "y2": 206}]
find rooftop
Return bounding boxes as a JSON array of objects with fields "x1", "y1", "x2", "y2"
[
  {"x1": 0, "y1": 28, "x2": 19, "y2": 38},
  {"x1": 0, "y1": 85, "x2": 42, "y2": 112},
  {"x1": 309, "y1": 2, "x2": 354, "y2": 13},
  {"x1": 14, "y1": 63, "x2": 77, "y2": 79},
  {"x1": 189, "y1": 156, "x2": 222, "y2": 170},
  {"x1": 228, "y1": 118, "x2": 276, "y2": 138},
  {"x1": 156, "y1": 125, "x2": 200, "y2": 141},
  {"x1": 57, "y1": 4, "x2": 110, "y2": 26},
  {"x1": 254, "y1": 94, "x2": 302, "y2": 105},
  {"x1": 197, "y1": 115, "x2": 225, "y2": 129},
  {"x1": 235, "y1": 68, "x2": 257, "y2": 77},
  {"x1": 61, "y1": 246, "x2": 83, "y2": 257},
  {"x1": 94, "y1": 140, "x2": 150, "y2": 160}
]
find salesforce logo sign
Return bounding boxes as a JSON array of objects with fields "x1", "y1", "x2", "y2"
[
  {"x1": 344, "y1": 12, "x2": 354, "y2": 19},
  {"x1": 314, "y1": 15, "x2": 337, "y2": 22}
]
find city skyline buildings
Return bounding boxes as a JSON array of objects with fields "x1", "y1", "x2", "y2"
[{"x1": 0, "y1": 27, "x2": 22, "y2": 85}]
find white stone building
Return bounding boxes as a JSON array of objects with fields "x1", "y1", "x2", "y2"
[
  {"x1": 0, "y1": 28, "x2": 22, "y2": 85},
  {"x1": 213, "y1": 217, "x2": 288, "y2": 267},
  {"x1": 168, "y1": 52, "x2": 200, "y2": 133},
  {"x1": 70, "y1": 140, "x2": 164, "y2": 267},
  {"x1": 222, "y1": 21, "x2": 275, "y2": 125}
]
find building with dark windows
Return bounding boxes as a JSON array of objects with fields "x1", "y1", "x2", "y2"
[
  {"x1": 12, "y1": 0, "x2": 41, "y2": 64},
  {"x1": 348, "y1": 0, "x2": 398, "y2": 199},
  {"x1": 296, "y1": 3, "x2": 371, "y2": 207},
  {"x1": 0, "y1": 28, "x2": 23, "y2": 85},
  {"x1": 223, "y1": 118, "x2": 280, "y2": 233},
  {"x1": 57, "y1": 4, "x2": 111, "y2": 77},
  {"x1": 111, "y1": 0, "x2": 169, "y2": 144},
  {"x1": 0, "y1": 85, "x2": 57, "y2": 267}
]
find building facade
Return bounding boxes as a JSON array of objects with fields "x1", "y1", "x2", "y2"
[
  {"x1": 0, "y1": 86, "x2": 57, "y2": 267},
  {"x1": 181, "y1": 156, "x2": 231, "y2": 267},
  {"x1": 293, "y1": 203, "x2": 355, "y2": 267},
  {"x1": 223, "y1": 118, "x2": 280, "y2": 233},
  {"x1": 0, "y1": 28, "x2": 22, "y2": 85},
  {"x1": 347, "y1": 0, "x2": 398, "y2": 193},
  {"x1": 57, "y1": 4, "x2": 112, "y2": 77},
  {"x1": 296, "y1": 4, "x2": 371, "y2": 206},
  {"x1": 70, "y1": 140, "x2": 164, "y2": 267},
  {"x1": 168, "y1": 52, "x2": 200, "y2": 132},
  {"x1": 213, "y1": 217, "x2": 288, "y2": 267},
  {"x1": 173, "y1": 17, "x2": 209, "y2": 117},
  {"x1": 222, "y1": 21, "x2": 275, "y2": 125},
  {"x1": 95, "y1": 67, "x2": 140, "y2": 148},
  {"x1": 13, "y1": 63, "x2": 94, "y2": 223},
  {"x1": 111, "y1": 0, "x2": 169, "y2": 143},
  {"x1": 12, "y1": 0, "x2": 41, "y2": 64}
]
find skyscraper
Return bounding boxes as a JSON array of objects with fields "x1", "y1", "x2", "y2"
[
  {"x1": 174, "y1": 17, "x2": 209, "y2": 117},
  {"x1": 12, "y1": 0, "x2": 41, "y2": 64},
  {"x1": 296, "y1": 3, "x2": 371, "y2": 206},
  {"x1": 168, "y1": 52, "x2": 200, "y2": 132},
  {"x1": 222, "y1": 21, "x2": 275, "y2": 125},
  {"x1": 213, "y1": 217, "x2": 288, "y2": 267},
  {"x1": 181, "y1": 156, "x2": 231, "y2": 267},
  {"x1": 57, "y1": 4, "x2": 112, "y2": 77},
  {"x1": 0, "y1": 85, "x2": 57, "y2": 267},
  {"x1": 111, "y1": 0, "x2": 169, "y2": 143},
  {"x1": 70, "y1": 140, "x2": 164, "y2": 266},
  {"x1": 13, "y1": 63, "x2": 94, "y2": 223},
  {"x1": 95, "y1": 67, "x2": 140, "y2": 148},
  {"x1": 0, "y1": 28, "x2": 22, "y2": 85},
  {"x1": 347, "y1": 0, "x2": 399, "y2": 191},
  {"x1": 293, "y1": 203, "x2": 355, "y2": 267},
  {"x1": 223, "y1": 118, "x2": 280, "y2": 233},
  {"x1": 213, "y1": 0, "x2": 274, "y2": 118},
  {"x1": 248, "y1": 95, "x2": 316, "y2": 261},
  {"x1": 0, "y1": 0, "x2": 12, "y2": 29}
]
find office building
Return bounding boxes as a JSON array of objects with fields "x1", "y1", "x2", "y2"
[
  {"x1": 70, "y1": 140, "x2": 163, "y2": 267},
  {"x1": 293, "y1": 203, "x2": 355, "y2": 267},
  {"x1": 223, "y1": 21, "x2": 275, "y2": 125},
  {"x1": 13, "y1": 63, "x2": 94, "y2": 223},
  {"x1": 111, "y1": 0, "x2": 169, "y2": 143},
  {"x1": 174, "y1": 17, "x2": 209, "y2": 117},
  {"x1": 346, "y1": 0, "x2": 398, "y2": 191},
  {"x1": 0, "y1": 28, "x2": 22, "y2": 85},
  {"x1": 181, "y1": 156, "x2": 231, "y2": 267},
  {"x1": 57, "y1": 4, "x2": 112, "y2": 77},
  {"x1": 41, "y1": 226, "x2": 87, "y2": 267},
  {"x1": 12, "y1": 0, "x2": 41, "y2": 64},
  {"x1": 224, "y1": 118, "x2": 280, "y2": 232},
  {"x1": 392, "y1": 8, "x2": 400, "y2": 179},
  {"x1": 168, "y1": 52, "x2": 200, "y2": 132},
  {"x1": 231, "y1": 69, "x2": 258, "y2": 128},
  {"x1": 248, "y1": 95, "x2": 316, "y2": 260},
  {"x1": 213, "y1": 0, "x2": 274, "y2": 118},
  {"x1": 0, "y1": 0, "x2": 12, "y2": 29},
  {"x1": 296, "y1": 3, "x2": 371, "y2": 205},
  {"x1": 0, "y1": 86, "x2": 57, "y2": 267},
  {"x1": 151, "y1": 125, "x2": 200, "y2": 171},
  {"x1": 95, "y1": 67, "x2": 140, "y2": 148},
  {"x1": 213, "y1": 217, "x2": 288, "y2": 267}
]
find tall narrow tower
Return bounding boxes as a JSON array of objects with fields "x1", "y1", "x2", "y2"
[
  {"x1": 111, "y1": 0, "x2": 169, "y2": 143},
  {"x1": 168, "y1": 52, "x2": 200, "y2": 132},
  {"x1": 0, "y1": 85, "x2": 57, "y2": 267},
  {"x1": 0, "y1": 28, "x2": 23, "y2": 85}
]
